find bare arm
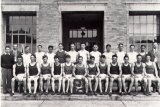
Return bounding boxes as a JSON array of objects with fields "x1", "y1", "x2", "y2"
[
  {"x1": 60, "y1": 64, "x2": 63, "y2": 76},
  {"x1": 51, "y1": 63, "x2": 54, "y2": 77},
  {"x1": 13, "y1": 64, "x2": 16, "y2": 77},
  {"x1": 153, "y1": 62, "x2": 159, "y2": 77},
  {"x1": 36, "y1": 63, "x2": 40, "y2": 76},
  {"x1": 118, "y1": 63, "x2": 122, "y2": 76},
  {"x1": 107, "y1": 64, "x2": 112, "y2": 77},
  {"x1": 131, "y1": 63, "x2": 135, "y2": 76},
  {"x1": 96, "y1": 64, "x2": 100, "y2": 77},
  {"x1": 142, "y1": 63, "x2": 146, "y2": 76},
  {"x1": 84, "y1": 65, "x2": 88, "y2": 77},
  {"x1": 62, "y1": 64, "x2": 65, "y2": 76},
  {"x1": 72, "y1": 65, "x2": 76, "y2": 77}
]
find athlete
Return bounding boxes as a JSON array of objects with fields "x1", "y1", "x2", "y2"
[
  {"x1": 67, "y1": 43, "x2": 78, "y2": 64},
  {"x1": 131, "y1": 54, "x2": 147, "y2": 96},
  {"x1": 56, "y1": 43, "x2": 66, "y2": 63},
  {"x1": 90, "y1": 44, "x2": 101, "y2": 64},
  {"x1": 71, "y1": 56, "x2": 89, "y2": 94},
  {"x1": 127, "y1": 45, "x2": 138, "y2": 64},
  {"x1": 39, "y1": 55, "x2": 52, "y2": 95},
  {"x1": 62, "y1": 55, "x2": 74, "y2": 95},
  {"x1": 35, "y1": 45, "x2": 45, "y2": 64},
  {"x1": 98, "y1": 55, "x2": 109, "y2": 95},
  {"x1": 108, "y1": 54, "x2": 122, "y2": 96},
  {"x1": 116, "y1": 43, "x2": 126, "y2": 64},
  {"x1": 121, "y1": 55, "x2": 134, "y2": 95},
  {"x1": 51, "y1": 56, "x2": 63, "y2": 95},
  {"x1": 11, "y1": 55, "x2": 27, "y2": 96},
  {"x1": 87, "y1": 56, "x2": 100, "y2": 95},
  {"x1": 46, "y1": 45, "x2": 55, "y2": 65},
  {"x1": 145, "y1": 54, "x2": 160, "y2": 95},
  {"x1": 27, "y1": 54, "x2": 40, "y2": 97},
  {"x1": 103, "y1": 44, "x2": 114, "y2": 64},
  {"x1": 139, "y1": 45, "x2": 147, "y2": 63}
]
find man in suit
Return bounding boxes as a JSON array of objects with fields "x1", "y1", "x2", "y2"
[{"x1": 10, "y1": 44, "x2": 22, "y2": 63}]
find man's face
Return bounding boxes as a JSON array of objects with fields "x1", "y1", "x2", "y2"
[
  {"x1": 81, "y1": 44, "x2": 86, "y2": 50},
  {"x1": 25, "y1": 47, "x2": 30, "y2": 53},
  {"x1": 112, "y1": 57, "x2": 117, "y2": 63},
  {"x1": 141, "y1": 46, "x2": 146, "y2": 52},
  {"x1": 78, "y1": 57, "x2": 83, "y2": 64},
  {"x1": 38, "y1": 46, "x2": 42, "y2": 52},
  {"x1": 59, "y1": 45, "x2": 63, "y2": 50},
  {"x1": 106, "y1": 46, "x2": 111, "y2": 52},
  {"x1": 66, "y1": 57, "x2": 71, "y2": 63},
  {"x1": 153, "y1": 43, "x2": 158, "y2": 49},
  {"x1": 124, "y1": 57, "x2": 129, "y2": 63},
  {"x1": 48, "y1": 47, "x2": 53, "y2": 53},
  {"x1": 43, "y1": 57, "x2": 48, "y2": 63},
  {"x1": 30, "y1": 56, "x2": 35, "y2": 62},
  {"x1": 54, "y1": 58, "x2": 59, "y2": 63},
  {"x1": 70, "y1": 44, "x2": 75, "y2": 50},
  {"x1": 146, "y1": 55, "x2": 151, "y2": 61},
  {"x1": 93, "y1": 45, "x2": 98, "y2": 51},
  {"x1": 119, "y1": 45, "x2": 123, "y2": 51},
  {"x1": 5, "y1": 47, "x2": 11, "y2": 54},
  {"x1": 100, "y1": 57, "x2": 106, "y2": 63},
  {"x1": 130, "y1": 46, "x2": 135, "y2": 52},
  {"x1": 137, "y1": 56, "x2": 142, "y2": 62},
  {"x1": 17, "y1": 58, "x2": 22, "y2": 64},
  {"x1": 13, "y1": 45, "x2": 18, "y2": 50},
  {"x1": 90, "y1": 58, "x2": 95, "y2": 63}
]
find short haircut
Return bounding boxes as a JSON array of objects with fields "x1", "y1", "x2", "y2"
[
  {"x1": 145, "y1": 54, "x2": 151, "y2": 57},
  {"x1": 112, "y1": 54, "x2": 117, "y2": 58},
  {"x1": 70, "y1": 43, "x2": 75, "y2": 46},
  {"x1": 118, "y1": 43, "x2": 123, "y2": 46},
  {"x1": 25, "y1": 46, "x2": 29, "y2": 49},
  {"x1": 124, "y1": 54, "x2": 129, "y2": 59},
  {"x1": 100, "y1": 55, "x2": 106, "y2": 59},
  {"x1": 137, "y1": 54, "x2": 142, "y2": 58},
  {"x1": 65, "y1": 55, "x2": 71, "y2": 59},
  {"x1": 48, "y1": 45, "x2": 53, "y2": 49},
  {"x1": 17, "y1": 55, "x2": 23, "y2": 59},
  {"x1": 54, "y1": 55, "x2": 59, "y2": 59},
  {"x1": 90, "y1": 56, "x2": 95, "y2": 59},
  {"x1": 106, "y1": 44, "x2": 111, "y2": 48},
  {"x1": 130, "y1": 44, "x2": 135, "y2": 47},
  {"x1": 5, "y1": 46, "x2": 11, "y2": 49},
  {"x1": 59, "y1": 43, "x2": 63, "y2": 46},
  {"x1": 42, "y1": 55, "x2": 48, "y2": 59},
  {"x1": 80, "y1": 42, "x2": 86, "y2": 45},
  {"x1": 13, "y1": 44, "x2": 18, "y2": 46},
  {"x1": 141, "y1": 45, "x2": 146, "y2": 48},
  {"x1": 78, "y1": 56, "x2": 83, "y2": 59},
  {"x1": 30, "y1": 54, "x2": 36, "y2": 58},
  {"x1": 38, "y1": 45, "x2": 42, "y2": 47}
]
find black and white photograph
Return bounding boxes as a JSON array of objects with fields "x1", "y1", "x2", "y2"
[{"x1": 0, "y1": 0, "x2": 160, "y2": 107}]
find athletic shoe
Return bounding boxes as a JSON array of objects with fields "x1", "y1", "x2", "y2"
[
  {"x1": 23, "y1": 92, "x2": 27, "y2": 96},
  {"x1": 39, "y1": 91, "x2": 43, "y2": 95},
  {"x1": 93, "y1": 91, "x2": 97, "y2": 96},
  {"x1": 27, "y1": 93, "x2": 31, "y2": 97},
  {"x1": 100, "y1": 92, "x2": 103, "y2": 95},
  {"x1": 108, "y1": 92, "x2": 112, "y2": 96},
  {"x1": 10, "y1": 92, "x2": 14, "y2": 96},
  {"x1": 33, "y1": 93, "x2": 37, "y2": 97},
  {"x1": 133, "y1": 92, "x2": 138, "y2": 96},
  {"x1": 44, "y1": 92, "x2": 48, "y2": 95},
  {"x1": 51, "y1": 91, "x2": 55, "y2": 95}
]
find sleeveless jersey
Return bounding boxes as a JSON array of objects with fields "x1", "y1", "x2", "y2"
[
  {"x1": 145, "y1": 63, "x2": 155, "y2": 74},
  {"x1": 88, "y1": 64, "x2": 97, "y2": 75},
  {"x1": 41, "y1": 63, "x2": 51, "y2": 75},
  {"x1": 54, "y1": 63, "x2": 61, "y2": 75},
  {"x1": 110, "y1": 63, "x2": 120, "y2": 74},
  {"x1": 15, "y1": 64, "x2": 25, "y2": 75},
  {"x1": 64, "y1": 63, "x2": 73, "y2": 74},
  {"x1": 75, "y1": 64, "x2": 85, "y2": 75},
  {"x1": 29, "y1": 63, "x2": 38, "y2": 76},
  {"x1": 134, "y1": 63, "x2": 143, "y2": 74},
  {"x1": 122, "y1": 63, "x2": 131, "y2": 75},
  {"x1": 99, "y1": 63, "x2": 107, "y2": 74},
  {"x1": 56, "y1": 50, "x2": 66, "y2": 63}
]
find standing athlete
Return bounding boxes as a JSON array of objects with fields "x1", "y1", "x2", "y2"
[
  {"x1": 90, "y1": 44, "x2": 101, "y2": 64},
  {"x1": 116, "y1": 43, "x2": 126, "y2": 64},
  {"x1": 67, "y1": 43, "x2": 78, "y2": 64},
  {"x1": 103, "y1": 44, "x2": 114, "y2": 64},
  {"x1": 56, "y1": 43, "x2": 66, "y2": 63}
]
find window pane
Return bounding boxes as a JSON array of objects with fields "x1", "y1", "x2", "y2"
[
  {"x1": 19, "y1": 16, "x2": 25, "y2": 25},
  {"x1": 9, "y1": 16, "x2": 13, "y2": 25},
  {"x1": 134, "y1": 16, "x2": 140, "y2": 23},
  {"x1": 147, "y1": 24, "x2": 154, "y2": 33},
  {"x1": 19, "y1": 25, "x2": 26, "y2": 34},
  {"x1": 6, "y1": 33, "x2": 12, "y2": 43},
  {"x1": 19, "y1": 35, "x2": 25, "y2": 43},
  {"x1": 69, "y1": 30, "x2": 72, "y2": 38},
  {"x1": 147, "y1": 16, "x2": 154, "y2": 24},
  {"x1": 88, "y1": 30, "x2": 92, "y2": 38},
  {"x1": 134, "y1": 24, "x2": 140, "y2": 33},
  {"x1": 33, "y1": 16, "x2": 36, "y2": 25},
  {"x1": 13, "y1": 35, "x2": 18, "y2": 43},
  {"x1": 12, "y1": 16, "x2": 19, "y2": 25},
  {"x1": 26, "y1": 16, "x2": 32, "y2": 25},
  {"x1": 129, "y1": 24, "x2": 133, "y2": 33},
  {"x1": 129, "y1": 16, "x2": 133, "y2": 24},
  {"x1": 26, "y1": 35, "x2": 31, "y2": 43},
  {"x1": 141, "y1": 24, "x2": 147, "y2": 33},
  {"x1": 93, "y1": 29, "x2": 97, "y2": 37},
  {"x1": 78, "y1": 30, "x2": 82, "y2": 38},
  {"x1": 140, "y1": 16, "x2": 146, "y2": 24},
  {"x1": 72, "y1": 30, "x2": 77, "y2": 38}
]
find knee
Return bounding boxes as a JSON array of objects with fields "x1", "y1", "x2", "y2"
[
  {"x1": 22, "y1": 78, "x2": 26, "y2": 82},
  {"x1": 12, "y1": 78, "x2": 15, "y2": 82}
]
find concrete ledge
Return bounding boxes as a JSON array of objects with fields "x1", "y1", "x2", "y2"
[{"x1": 1, "y1": 93, "x2": 160, "y2": 101}]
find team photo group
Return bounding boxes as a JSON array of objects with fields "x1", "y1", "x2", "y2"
[{"x1": 1, "y1": 42, "x2": 160, "y2": 97}]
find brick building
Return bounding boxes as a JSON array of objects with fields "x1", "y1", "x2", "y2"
[{"x1": 1, "y1": 0, "x2": 160, "y2": 54}]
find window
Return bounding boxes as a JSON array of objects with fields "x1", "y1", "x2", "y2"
[
  {"x1": 6, "y1": 15, "x2": 36, "y2": 53},
  {"x1": 129, "y1": 15, "x2": 159, "y2": 51}
]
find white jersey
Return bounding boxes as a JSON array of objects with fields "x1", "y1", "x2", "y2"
[
  {"x1": 67, "y1": 50, "x2": 78, "y2": 63},
  {"x1": 103, "y1": 51, "x2": 114, "y2": 64},
  {"x1": 46, "y1": 52, "x2": 55, "y2": 65},
  {"x1": 35, "y1": 52, "x2": 45, "y2": 64},
  {"x1": 22, "y1": 53, "x2": 31, "y2": 66},
  {"x1": 127, "y1": 52, "x2": 138, "y2": 64},
  {"x1": 116, "y1": 51, "x2": 126, "y2": 64},
  {"x1": 78, "y1": 50, "x2": 89, "y2": 64},
  {"x1": 90, "y1": 51, "x2": 101, "y2": 64}
]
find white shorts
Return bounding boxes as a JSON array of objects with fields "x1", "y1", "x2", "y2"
[
  {"x1": 122, "y1": 75, "x2": 132, "y2": 79},
  {"x1": 99, "y1": 74, "x2": 108, "y2": 79},
  {"x1": 134, "y1": 74, "x2": 144, "y2": 81},
  {"x1": 75, "y1": 75, "x2": 84, "y2": 79},
  {"x1": 64, "y1": 75, "x2": 72, "y2": 79},
  {"x1": 28, "y1": 75, "x2": 39, "y2": 81},
  {"x1": 53, "y1": 75, "x2": 62, "y2": 80},
  {"x1": 111, "y1": 74, "x2": 120, "y2": 79},
  {"x1": 42, "y1": 74, "x2": 51, "y2": 80},
  {"x1": 16, "y1": 74, "x2": 25, "y2": 81},
  {"x1": 88, "y1": 75, "x2": 96, "y2": 79},
  {"x1": 146, "y1": 74, "x2": 160, "y2": 81}
]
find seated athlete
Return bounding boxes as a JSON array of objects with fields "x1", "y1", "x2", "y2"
[
  {"x1": 121, "y1": 55, "x2": 134, "y2": 95},
  {"x1": 27, "y1": 54, "x2": 40, "y2": 97},
  {"x1": 62, "y1": 55, "x2": 74, "y2": 95},
  {"x1": 71, "y1": 56, "x2": 89, "y2": 95},
  {"x1": 108, "y1": 54, "x2": 122, "y2": 96},
  {"x1": 145, "y1": 54, "x2": 160, "y2": 95},
  {"x1": 98, "y1": 55, "x2": 109, "y2": 95},
  {"x1": 39, "y1": 55, "x2": 52, "y2": 95},
  {"x1": 131, "y1": 54, "x2": 147, "y2": 96},
  {"x1": 11, "y1": 55, "x2": 27, "y2": 96},
  {"x1": 87, "y1": 56, "x2": 100, "y2": 95},
  {"x1": 51, "y1": 56, "x2": 63, "y2": 95}
]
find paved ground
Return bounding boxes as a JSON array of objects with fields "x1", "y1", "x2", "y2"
[{"x1": 1, "y1": 100, "x2": 160, "y2": 107}]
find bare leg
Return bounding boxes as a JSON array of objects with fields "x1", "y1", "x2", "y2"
[
  {"x1": 33, "y1": 78, "x2": 38, "y2": 94},
  {"x1": 40, "y1": 77, "x2": 43, "y2": 92},
  {"x1": 128, "y1": 77, "x2": 134, "y2": 93},
  {"x1": 88, "y1": 78, "x2": 93, "y2": 92},
  {"x1": 105, "y1": 78, "x2": 109, "y2": 93},
  {"x1": 84, "y1": 78, "x2": 88, "y2": 93},
  {"x1": 122, "y1": 77, "x2": 127, "y2": 92},
  {"x1": 28, "y1": 79, "x2": 32, "y2": 93},
  {"x1": 62, "y1": 78, "x2": 66, "y2": 93},
  {"x1": 58, "y1": 78, "x2": 62, "y2": 92},
  {"x1": 11, "y1": 78, "x2": 15, "y2": 93},
  {"x1": 118, "y1": 78, "x2": 122, "y2": 93},
  {"x1": 46, "y1": 78, "x2": 50, "y2": 93},
  {"x1": 94, "y1": 77, "x2": 98, "y2": 92},
  {"x1": 99, "y1": 78, "x2": 102, "y2": 93},
  {"x1": 109, "y1": 78, "x2": 114, "y2": 93},
  {"x1": 23, "y1": 78, "x2": 27, "y2": 93},
  {"x1": 70, "y1": 78, "x2": 74, "y2": 93},
  {"x1": 66, "y1": 78, "x2": 70, "y2": 93},
  {"x1": 51, "y1": 78, "x2": 55, "y2": 92}
]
